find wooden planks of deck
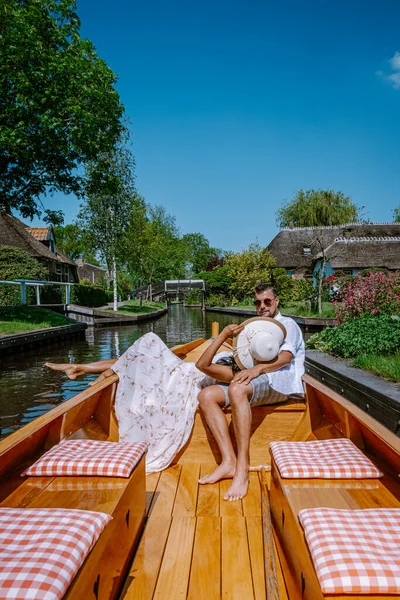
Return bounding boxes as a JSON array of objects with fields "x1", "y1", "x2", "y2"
[{"x1": 120, "y1": 464, "x2": 288, "y2": 600}]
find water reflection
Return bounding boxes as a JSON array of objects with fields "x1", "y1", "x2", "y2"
[{"x1": 0, "y1": 305, "x2": 242, "y2": 438}]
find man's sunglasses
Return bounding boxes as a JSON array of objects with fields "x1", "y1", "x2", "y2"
[{"x1": 254, "y1": 298, "x2": 276, "y2": 307}]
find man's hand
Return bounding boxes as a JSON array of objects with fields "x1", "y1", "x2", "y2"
[
  {"x1": 232, "y1": 366, "x2": 261, "y2": 385},
  {"x1": 221, "y1": 323, "x2": 244, "y2": 339}
]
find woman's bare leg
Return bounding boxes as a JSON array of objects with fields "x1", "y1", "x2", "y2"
[{"x1": 45, "y1": 359, "x2": 117, "y2": 380}]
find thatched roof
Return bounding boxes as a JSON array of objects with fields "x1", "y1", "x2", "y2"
[
  {"x1": 267, "y1": 222, "x2": 400, "y2": 273},
  {"x1": 0, "y1": 213, "x2": 57, "y2": 261},
  {"x1": 321, "y1": 237, "x2": 400, "y2": 269},
  {"x1": 0, "y1": 214, "x2": 77, "y2": 267}
]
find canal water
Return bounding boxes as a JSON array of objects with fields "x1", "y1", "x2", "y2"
[{"x1": 0, "y1": 306, "x2": 243, "y2": 439}]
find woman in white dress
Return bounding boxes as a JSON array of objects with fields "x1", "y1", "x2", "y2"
[{"x1": 45, "y1": 325, "x2": 243, "y2": 473}]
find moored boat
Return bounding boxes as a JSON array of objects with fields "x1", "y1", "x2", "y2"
[{"x1": 1, "y1": 324, "x2": 400, "y2": 599}]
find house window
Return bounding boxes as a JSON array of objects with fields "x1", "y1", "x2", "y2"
[
  {"x1": 336, "y1": 269, "x2": 353, "y2": 276},
  {"x1": 303, "y1": 247, "x2": 312, "y2": 255},
  {"x1": 55, "y1": 264, "x2": 62, "y2": 282},
  {"x1": 286, "y1": 270, "x2": 293, "y2": 276}
]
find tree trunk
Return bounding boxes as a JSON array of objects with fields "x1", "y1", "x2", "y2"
[{"x1": 113, "y1": 257, "x2": 118, "y2": 312}]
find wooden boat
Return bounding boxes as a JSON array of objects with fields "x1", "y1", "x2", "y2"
[{"x1": 1, "y1": 322, "x2": 400, "y2": 599}]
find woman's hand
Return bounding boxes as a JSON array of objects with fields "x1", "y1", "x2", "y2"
[{"x1": 221, "y1": 323, "x2": 244, "y2": 339}]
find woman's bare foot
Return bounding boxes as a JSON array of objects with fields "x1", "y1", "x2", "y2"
[
  {"x1": 44, "y1": 363, "x2": 87, "y2": 380},
  {"x1": 223, "y1": 470, "x2": 249, "y2": 501},
  {"x1": 88, "y1": 369, "x2": 115, "y2": 387},
  {"x1": 198, "y1": 460, "x2": 236, "y2": 485}
]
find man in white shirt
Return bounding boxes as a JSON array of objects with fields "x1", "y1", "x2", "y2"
[{"x1": 196, "y1": 283, "x2": 305, "y2": 501}]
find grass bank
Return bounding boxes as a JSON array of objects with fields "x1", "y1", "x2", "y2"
[
  {"x1": 279, "y1": 302, "x2": 336, "y2": 319},
  {"x1": 232, "y1": 300, "x2": 336, "y2": 319},
  {"x1": 0, "y1": 306, "x2": 73, "y2": 335},
  {"x1": 105, "y1": 300, "x2": 165, "y2": 316},
  {"x1": 352, "y1": 353, "x2": 400, "y2": 383}
]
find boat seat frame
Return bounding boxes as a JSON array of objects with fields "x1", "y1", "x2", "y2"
[
  {"x1": 0, "y1": 375, "x2": 146, "y2": 600},
  {"x1": 269, "y1": 375, "x2": 400, "y2": 600}
]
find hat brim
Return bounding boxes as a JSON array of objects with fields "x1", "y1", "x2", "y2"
[{"x1": 233, "y1": 317, "x2": 287, "y2": 370}]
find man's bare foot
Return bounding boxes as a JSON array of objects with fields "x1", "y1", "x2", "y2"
[
  {"x1": 198, "y1": 460, "x2": 236, "y2": 485},
  {"x1": 223, "y1": 471, "x2": 249, "y2": 501},
  {"x1": 44, "y1": 363, "x2": 86, "y2": 380}
]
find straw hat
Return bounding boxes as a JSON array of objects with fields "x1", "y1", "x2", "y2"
[{"x1": 232, "y1": 317, "x2": 287, "y2": 370}]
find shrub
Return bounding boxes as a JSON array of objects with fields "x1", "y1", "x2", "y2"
[
  {"x1": 334, "y1": 272, "x2": 400, "y2": 323},
  {"x1": 291, "y1": 278, "x2": 314, "y2": 302},
  {"x1": 307, "y1": 315, "x2": 400, "y2": 358},
  {"x1": 0, "y1": 245, "x2": 47, "y2": 306},
  {"x1": 40, "y1": 284, "x2": 63, "y2": 304},
  {"x1": 237, "y1": 296, "x2": 255, "y2": 307},
  {"x1": 206, "y1": 293, "x2": 231, "y2": 307},
  {"x1": 70, "y1": 284, "x2": 113, "y2": 307},
  {"x1": 271, "y1": 268, "x2": 293, "y2": 307},
  {"x1": 185, "y1": 289, "x2": 202, "y2": 304}
]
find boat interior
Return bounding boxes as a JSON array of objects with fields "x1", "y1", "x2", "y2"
[{"x1": 1, "y1": 327, "x2": 400, "y2": 599}]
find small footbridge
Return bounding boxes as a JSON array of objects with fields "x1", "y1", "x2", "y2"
[{"x1": 135, "y1": 279, "x2": 205, "y2": 307}]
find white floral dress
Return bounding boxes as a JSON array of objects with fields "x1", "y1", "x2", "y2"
[{"x1": 112, "y1": 332, "x2": 221, "y2": 473}]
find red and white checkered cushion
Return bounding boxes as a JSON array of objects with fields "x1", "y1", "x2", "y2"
[
  {"x1": 269, "y1": 438, "x2": 382, "y2": 479},
  {"x1": 299, "y1": 507, "x2": 400, "y2": 594},
  {"x1": 0, "y1": 507, "x2": 111, "y2": 600},
  {"x1": 22, "y1": 440, "x2": 148, "y2": 478}
]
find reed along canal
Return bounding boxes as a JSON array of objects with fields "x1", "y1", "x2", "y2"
[{"x1": 0, "y1": 305, "x2": 242, "y2": 439}]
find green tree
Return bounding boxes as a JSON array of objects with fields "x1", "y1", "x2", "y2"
[
  {"x1": 53, "y1": 224, "x2": 96, "y2": 262},
  {"x1": 0, "y1": 0, "x2": 124, "y2": 220},
  {"x1": 197, "y1": 265, "x2": 234, "y2": 295},
  {"x1": 226, "y1": 243, "x2": 276, "y2": 298},
  {"x1": 126, "y1": 204, "x2": 186, "y2": 299},
  {"x1": 276, "y1": 189, "x2": 362, "y2": 228},
  {"x1": 78, "y1": 133, "x2": 135, "y2": 310},
  {"x1": 182, "y1": 233, "x2": 222, "y2": 275},
  {"x1": 393, "y1": 206, "x2": 400, "y2": 222}
]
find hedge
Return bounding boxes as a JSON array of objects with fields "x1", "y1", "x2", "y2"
[{"x1": 70, "y1": 284, "x2": 113, "y2": 308}]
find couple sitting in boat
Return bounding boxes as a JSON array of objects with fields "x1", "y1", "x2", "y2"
[{"x1": 46, "y1": 283, "x2": 305, "y2": 501}]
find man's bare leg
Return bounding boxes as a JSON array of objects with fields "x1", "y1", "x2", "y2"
[
  {"x1": 198, "y1": 386, "x2": 237, "y2": 484},
  {"x1": 224, "y1": 382, "x2": 252, "y2": 501},
  {"x1": 45, "y1": 359, "x2": 117, "y2": 380}
]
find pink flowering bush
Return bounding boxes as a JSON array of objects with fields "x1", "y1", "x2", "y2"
[{"x1": 334, "y1": 271, "x2": 400, "y2": 324}]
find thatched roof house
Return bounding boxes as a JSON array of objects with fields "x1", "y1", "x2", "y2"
[
  {"x1": 267, "y1": 222, "x2": 400, "y2": 278},
  {"x1": 0, "y1": 213, "x2": 78, "y2": 282}
]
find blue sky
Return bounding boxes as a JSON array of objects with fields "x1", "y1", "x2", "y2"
[{"x1": 28, "y1": 0, "x2": 400, "y2": 252}]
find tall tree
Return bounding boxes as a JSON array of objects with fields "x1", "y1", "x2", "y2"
[
  {"x1": 53, "y1": 224, "x2": 95, "y2": 262},
  {"x1": 182, "y1": 233, "x2": 222, "y2": 275},
  {"x1": 226, "y1": 243, "x2": 276, "y2": 298},
  {"x1": 276, "y1": 189, "x2": 362, "y2": 228},
  {"x1": 125, "y1": 204, "x2": 186, "y2": 299},
  {"x1": 78, "y1": 132, "x2": 135, "y2": 310},
  {"x1": 393, "y1": 206, "x2": 400, "y2": 222},
  {"x1": 0, "y1": 0, "x2": 124, "y2": 220}
]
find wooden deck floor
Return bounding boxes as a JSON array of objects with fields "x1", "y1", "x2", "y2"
[{"x1": 120, "y1": 464, "x2": 288, "y2": 600}]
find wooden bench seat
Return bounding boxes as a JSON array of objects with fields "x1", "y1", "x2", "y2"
[
  {"x1": 0, "y1": 453, "x2": 146, "y2": 600},
  {"x1": 0, "y1": 376, "x2": 145, "y2": 600},
  {"x1": 270, "y1": 458, "x2": 400, "y2": 600}
]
